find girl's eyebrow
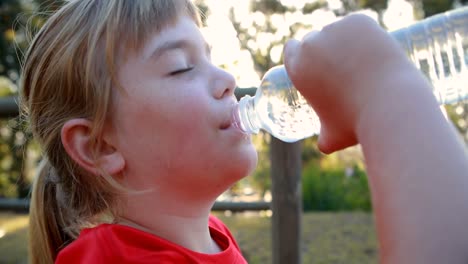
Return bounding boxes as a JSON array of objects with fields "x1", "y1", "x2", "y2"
[{"x1": 147, "y1": 39, "x2": 211, "y2": 61}]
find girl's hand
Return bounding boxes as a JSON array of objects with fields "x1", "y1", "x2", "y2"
[{"x1": 284, "y1": 14, "x2": 415, "y2": 153}]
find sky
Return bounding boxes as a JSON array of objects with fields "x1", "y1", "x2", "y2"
[{"x1": 201, "y1": 0, "x2": 416, "y2": 88}]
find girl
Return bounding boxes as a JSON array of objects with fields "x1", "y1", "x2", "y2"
[
  {"x1": 22, "y1": 0, "x2": 468, "y2": 263},
  {"x1": 22, "y1": 0, "x2": 256, "y2": 263}
]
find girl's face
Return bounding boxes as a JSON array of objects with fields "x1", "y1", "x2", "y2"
[{"x1": 107, "y1": 15, "x2": 258, "y2": 198}]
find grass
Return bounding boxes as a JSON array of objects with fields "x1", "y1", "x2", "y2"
[
  {"x1": 0, "y1": 213, "x2": 29, "y2": 264},
  {"x1": 217, "y1": 212, "x2": 378, "y2": 264},
  {"x1": 0, "y1": 212, "x2": 378, "y2": 264}
]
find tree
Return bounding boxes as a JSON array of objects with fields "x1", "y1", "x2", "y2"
[
  {"x1": 0, "y1": 0, "x2": 66, "y2": 198},
  {"x1": 0, "y1": 0, "x2": 22, "y2": 80},
  {"x1": 0, "y1": 0, "x2": 27, "y2": 198},
  {"x1": 226, "y1": 0, "x2": 467, "y2": 200},
  {"x1": 228, "y1": 0, "x2": 324, "y2": 196}
]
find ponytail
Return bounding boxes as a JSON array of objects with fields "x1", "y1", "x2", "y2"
[{"x1": 28, "y1": 159, "x2": 72, "y2": 264}]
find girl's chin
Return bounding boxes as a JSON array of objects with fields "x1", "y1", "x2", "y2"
[{"x1": 234, "y1": 154, "x2": 258, "y2": 179}]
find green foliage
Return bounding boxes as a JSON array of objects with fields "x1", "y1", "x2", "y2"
[
  {"x1": 0, "y1": 0, "x2": 61, "y2": 199},
  {"x1": 422, "y1": 0, "x2": 454, "y2": 17},
  {"x1": 444, "y1": 103, "x2": 468, "y2": 144},
  {"x1": 301, "y1": 136, "x2": 322, "y2": 162},
  {"x1": 194, "y1": 0, "x2": 210, "y2": 26},
  {"x1": 0, "y1": 76, "x2": 16, "y2": 96},
  {"x1": 230, "y1": 0, "x2": 467, "y2": 212},
  {"x1": 250, "y1": 0, "x2": 290, "y2": 14},
  {"x1": 302, "y1": 161, "x2": 372, "y2": 212},
  {"x1": 249, "y1": 133, "x2": 272, "y2": 196},
  {"x1": 303, "y1": 1, "x2": 329, "y2": 14},
  {"x1": 229, "y1": 9, "x2": 290, "y2": 74},
  {"x1": 0, "y1": 0, "x2": 23, "y2": 79},
  {"x1": 357, "y1": 0, "x2": 388, "y2": 12},
  {"x1": 0, "y1": 118, "x2": 29, "y2": 198}
]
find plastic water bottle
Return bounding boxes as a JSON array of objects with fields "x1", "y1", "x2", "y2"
[{"x1": 235, "y1": 7, "x2": 468, "y2": 143}]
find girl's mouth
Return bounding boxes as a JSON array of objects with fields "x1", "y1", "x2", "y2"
[{"x1": 220, "y1": 121, "x2": 231, "y2": 130}]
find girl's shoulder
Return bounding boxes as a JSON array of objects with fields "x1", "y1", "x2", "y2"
[
  {"x1": 56, "y1": 223, "x2": 190, "y2": 263},
  {"x1": 55, "y1": 223, "x2": 156, "y2": 263}
]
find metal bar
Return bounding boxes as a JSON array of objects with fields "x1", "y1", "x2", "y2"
[
  {"x1": 211, "y1": 201, "x2": 270, "y2": 212},
  {"x1": 0, "y1": 198, "x2": 270, "y2": 213},
  {"x1": 0, "y1": 96, "x2": 19, "y2": 118},
  {"x1": 0, "y1": 198, "x2": 29, "y2": 213}
]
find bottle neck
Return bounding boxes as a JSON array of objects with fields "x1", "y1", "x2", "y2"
[{"x1": 236, "y1": 95, "x2": 261, "y2": 134}]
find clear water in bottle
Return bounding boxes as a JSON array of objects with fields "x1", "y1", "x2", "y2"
[
  {"x1": 236, "y1": 66, "x2": 320, "y2": 142},
  {"x1": 392, "y1": 7, "x2": 468, "y2": 104},
  {"x1": 235, "y1": 7, "x2": 468, "y2": 143}
]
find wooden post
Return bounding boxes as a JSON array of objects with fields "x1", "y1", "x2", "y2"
[{"x1": 270, "y1": 137, "x2": 302, "y2": 264}]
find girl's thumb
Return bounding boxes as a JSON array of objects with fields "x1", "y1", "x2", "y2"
[
  {"x1": 283, "y1": 39, "x2": 300, "y2": 72},
  {"x1": 318, "y1": 124, "x2": 358, "y2": 154},
  {"x1": 317, "y1": 125, "x2": 335, "y2": 154}
]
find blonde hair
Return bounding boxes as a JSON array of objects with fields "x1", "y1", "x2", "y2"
[{"x1": 20, "y1": 1, "x2": 200, "y2": 263}]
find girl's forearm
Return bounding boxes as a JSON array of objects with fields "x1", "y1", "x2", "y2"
[{"x1": 357, "y1": 71, "x2": 468, "y2": 264}]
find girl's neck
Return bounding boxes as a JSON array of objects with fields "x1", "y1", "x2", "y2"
[{"x1": 117, "y1": 193, "x2": 221, "y2": 254}]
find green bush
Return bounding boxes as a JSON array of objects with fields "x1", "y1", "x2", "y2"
[{"x1": 302, "y1": 162, "x2": 372, "y2": 212}]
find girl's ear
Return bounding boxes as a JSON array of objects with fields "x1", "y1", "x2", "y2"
[{"x1": 61, "y1": 118, "x2": 125, "y2": 176}]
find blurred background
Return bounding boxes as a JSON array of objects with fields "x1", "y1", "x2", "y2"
[{"x1": 0, "y1": 0, "x2": 467, "y2": 263}]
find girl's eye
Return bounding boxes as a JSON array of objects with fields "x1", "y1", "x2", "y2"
[{"x1": 169, "y1": 67, "x2": 194, "y2": 76}]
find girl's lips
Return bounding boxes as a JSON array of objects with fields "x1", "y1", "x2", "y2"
[
  {"x1": 231, "y1": 104, "x2": 243, "y2": 131},
  {"x1": 220, "y1": 102, "x2": 238, "y2": 130},
  {"x1": 220, "y1": 121, "x2": 231, "y2": 130},
  {"x1": 220, "y1": 103, "x2": 246, "y2": 134}
]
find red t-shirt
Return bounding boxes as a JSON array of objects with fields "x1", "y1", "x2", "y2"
[{"x1": 56, "y1": 215, "x2": 247, "y2": 263}]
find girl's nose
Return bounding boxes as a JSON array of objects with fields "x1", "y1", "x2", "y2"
[{"x1": 213, "y1": 67, "x2": 236, "y2": 100}]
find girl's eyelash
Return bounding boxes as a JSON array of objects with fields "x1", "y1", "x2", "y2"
[{"x1": 170, "y1": 67, "x2": 194, "y2": 76}]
